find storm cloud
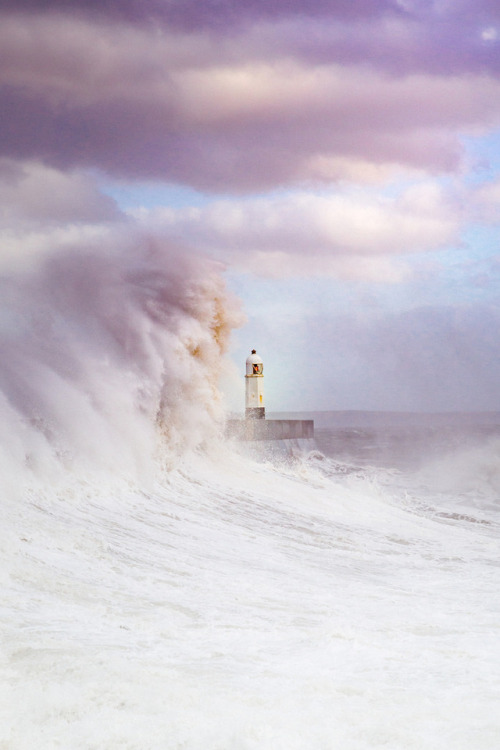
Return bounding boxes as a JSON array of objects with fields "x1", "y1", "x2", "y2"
[{"x1": 1, "y1": 4, "x2": 500, "y2": 188}]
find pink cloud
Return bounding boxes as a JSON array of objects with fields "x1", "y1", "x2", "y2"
[
  {"x1": 132, "y1": 183, "x2": 461, "y2": 279},
  {"x1": 0, "y1": 7, "x2": 499, "y2": 190}
]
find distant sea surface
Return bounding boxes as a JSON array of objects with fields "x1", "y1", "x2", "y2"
[{"x1": 270, "y1": 410, "x2": 500, "y2": 469}]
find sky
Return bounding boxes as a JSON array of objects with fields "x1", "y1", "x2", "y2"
[{"x1": 1, "y1": 0, "x2": 500, "y2": 413}]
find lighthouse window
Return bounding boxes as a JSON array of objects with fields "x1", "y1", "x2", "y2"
[{"x1": 252, "y1": 363, "x2": 263, "y2": 374}]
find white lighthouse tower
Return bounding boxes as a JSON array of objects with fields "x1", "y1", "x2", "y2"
[{"x1": 245, "y1": 349, "x2": 265, "y2": 419}]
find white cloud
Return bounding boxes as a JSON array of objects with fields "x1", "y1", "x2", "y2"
[
  {"x1": 131, "y1": 182, "x2": 461, "y2": 280},
  {"x1": 481, "y1": 27, "x2": 498, "y2": 42}
]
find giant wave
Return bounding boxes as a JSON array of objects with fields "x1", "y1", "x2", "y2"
[{"x1": 0, "y1": 234, "x2": 242, "y2": 493}]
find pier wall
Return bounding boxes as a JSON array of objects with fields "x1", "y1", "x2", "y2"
[{"x1": 226, "y1": 419, "x2": 314, "y2": 442}]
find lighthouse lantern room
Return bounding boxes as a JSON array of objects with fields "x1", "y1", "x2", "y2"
[{"x1": 245, "y1": 349, "x2": 265, "y2": 419}]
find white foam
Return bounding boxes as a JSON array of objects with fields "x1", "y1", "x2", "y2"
[{"x1": 2, "y1": 444, "x2": 499, "y2": 749}]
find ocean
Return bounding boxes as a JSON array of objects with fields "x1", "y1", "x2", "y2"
[
  {"x1": 1, "y1": 245, "x2": 500, "y2": 749},
  {"x1": 3, "y1": 411, "x2": 500, "y2": 749}
]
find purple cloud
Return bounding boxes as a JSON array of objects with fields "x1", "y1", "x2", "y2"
[
  {"x1": 0, "y1": 4, "x2": 499, "y2": 190},
  {"x1": 0, "y1": 0, "x2": 405, "y2": 28}
]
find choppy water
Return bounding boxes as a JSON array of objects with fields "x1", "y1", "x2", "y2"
[
  {"x1": 1, "y1": 243, "x2": 500, "y2": 748},
  {"x1": 3, "y1": 412, "x2": 500, "y2": 749}
]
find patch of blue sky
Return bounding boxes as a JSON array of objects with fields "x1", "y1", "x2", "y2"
[
  {"x1": 98, "y1": 179, "x2": 211, "y2": 212},
  {"x1": 98, "y1": 174, "x2": 334, "y2": 212},
  {"x1": 461, "y1": 128, "x2": 500, "y2": 184},
  {"x1": 97, "y1": 167, "x2": 476, "y2": 217},
  {"x1": 227, "y1": 229, "x2": 498, "y2": 328},
  {"x1": 226, "y1": 265, "x2": 417, "y2": 322},
  {"x1": 405, "y1": 235, "x2": 500, "y2": 308}
]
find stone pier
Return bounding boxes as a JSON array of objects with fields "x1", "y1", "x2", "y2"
[{"x1": 227, "y1": 419, "x2": 314, "y2": 441}]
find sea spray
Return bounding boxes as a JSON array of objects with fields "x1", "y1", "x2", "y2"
[{"x1": 0, "y1": 232, "x2": 243, "y2": 487}]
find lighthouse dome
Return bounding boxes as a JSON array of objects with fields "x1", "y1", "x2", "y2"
[{"x1": 246, "y1": 349, "x2": 263, "y2": 376}]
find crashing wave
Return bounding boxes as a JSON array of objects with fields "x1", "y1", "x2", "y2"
[{"x1": 0, "y1": 233, "x2": 243, "y2": 486}]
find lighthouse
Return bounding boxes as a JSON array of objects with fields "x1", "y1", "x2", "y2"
[
  {"x1": 245, "y1": 349, "x2": 265, "y2": 419},
  {"x1": 227, "y1": 349, "x2": 313, "y2": 440}
]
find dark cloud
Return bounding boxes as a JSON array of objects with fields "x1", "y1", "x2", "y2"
[
  {"x1": 0, "y1": 93, "x2": 463, "y2": 190},
  {"x1": 1, "y1": 0, "x2": 499, "y2": 76},
  {"x1": 1, "y1": 51, "x2": 493, "y2": 190},
  {"x1": 1, "y1": 0, "x2": 403, "y2": 28},
  {"x1": 0, "y1": 2, "x2": 499, "y2": 190}
]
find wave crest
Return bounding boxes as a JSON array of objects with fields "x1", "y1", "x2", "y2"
[{"x1": 0, "y1": 233, "x2": 243, "y2": 485}]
